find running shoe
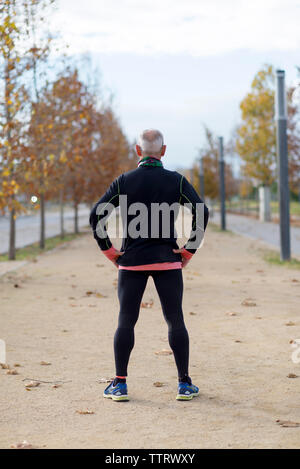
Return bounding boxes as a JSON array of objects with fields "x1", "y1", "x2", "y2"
[
  {"x1": 103, "y1": 381, "x2": 129, "y2": 401},
  {"x1": 176, "y1": 382, "x2": 199, "y2": 401}
]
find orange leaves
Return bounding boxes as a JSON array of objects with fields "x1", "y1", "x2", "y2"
[
  {"x1": 59, "y1": 150, "x2": 67, "y2": 163},
  {"x1": 197, "y1": 126, "x2": 236, "y2": 200},
  {"x1": 2, "y1": 168, "x2": 10, "y2": 177},
  {"x1": 0, "y1": 3, "x2": 132, "y2": 226}
]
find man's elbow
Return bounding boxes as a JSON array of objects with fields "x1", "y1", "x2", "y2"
[{"x1": 89, "y1": 204, "x2": 97, "y2": 227}]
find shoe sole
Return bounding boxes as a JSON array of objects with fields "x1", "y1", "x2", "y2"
[
  {"x1": 176, "y1": 392, "x2": 199, "y2": 401},
  {"x1": 103, "y1": 393, "x2": 129, "y2": 402}
]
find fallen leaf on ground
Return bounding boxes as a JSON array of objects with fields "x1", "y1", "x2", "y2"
[
  {"x1": 10, "y1": 440, "x2": 35, "y2": 449},
  {"x1": 226, "y1": 312, "x2": 238, "y2": 316},
  {"x1": 291, "y1": 279, "x2": 300, "y2": 283},
  {"x1": 276, "y1": 420, "x2": 300, "y2": 428},
  {"x1": 98, "y1": 378, "x2": 114, "y2": 383},
  {"x1": 6, "y1": 369, "x2": 18, "y2": 375},
  {"x1": 25, "y1": 381, "x2": 40, "y2": 388},
  {"x1": 241, "y1": 299, "x2": 257, "y2": 307},
  {"x1": 52, "y1": 384, "x2": 62, "y2": 389},
  {"x1": 141, "y1": 299, "x2": 154, "y2": 308},
  {"x1": 76, "y1": 410, "x2": 95, "y2": 415},
  {"x1": 290, "y1": 339, "x2": 300, "y2": 346},
  {"x1": 14, "y1": 364, "x2": 21, "y2": 367},
  {"x1": 40, "y1": 361, "x2": 51, "y2": 366},
  {"x1": 86, "y1": 291, "x2": 94, "y2": 296},
  {"x1": 14, "y1": 284, "x2": 20, "y2": 288},
  {"x1": 255, "y1": 316, "x2": 262, "y2": 320},
  {"x1": 235, "y1": 340, "x2": 242, "y2": 343},
  {"x1": 189, "y1": 312, "x2": 196, "y2": 315},
  {"x1": 155, "y1": 349, "x2": 173, "y2": 356},
  {"x1": 153, "y1": 382, "x2": 165, "y2": 387},
  {"x1": 0, "y1": 363, "x2": 10, "y2": 370},
  {"x1": 287, "y1": 373, "x2": 299, "y2": 379},
  {"x1": 286, "y1": 322, "x2": 296, "y2": 326}
]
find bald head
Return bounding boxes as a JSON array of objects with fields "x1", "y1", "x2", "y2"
[{"x1": 137, "y1": 129, "x2": 165, "y2": 158}]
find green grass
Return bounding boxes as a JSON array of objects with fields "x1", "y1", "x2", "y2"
[
  {"x1": 263, "y1": 250, "x2": 300, "y2": 269},
  {"x1": 0, "y1": 231, "x2": 87, "y2": 262},
  {"x1": 227, "y1": 200, "x2": 300, "y2": 217},
  {"x1": 270, "y1": 201, "x2": 300, "y2": 217}
]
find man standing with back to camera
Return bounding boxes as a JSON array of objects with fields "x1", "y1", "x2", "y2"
[{"x1": 90, "y1": 129, "x2": 209, "y2": 401}]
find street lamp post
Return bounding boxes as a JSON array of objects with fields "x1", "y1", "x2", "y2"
[
  {"x1": 275, "y1": 69, "x2": 291, "y2": 261},
  {"x1": 190, "y1": 168, "x2": 194, "y2": 187},
  {"x1": 199, "y1": 157, "x2": 204, "y2": 201},
  {"x1": 218, "y1": 136, "x2": 226, "y2": 231}
]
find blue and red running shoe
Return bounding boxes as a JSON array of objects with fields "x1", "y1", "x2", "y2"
[
  {"x1": 103, "y1": 381, "x2": 129, "y2": 401},
  {"x1": 176, "y1": 382, "x2": 199, "y2": 401}
]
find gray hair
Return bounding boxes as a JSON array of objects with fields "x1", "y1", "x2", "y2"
[{"x1": 138, "y1": 129, "x2": 164, "y2": 156}]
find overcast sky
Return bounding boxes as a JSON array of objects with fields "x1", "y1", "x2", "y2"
[{"x1": 54, "y1": 0, "x2": 300, "y2": 170}]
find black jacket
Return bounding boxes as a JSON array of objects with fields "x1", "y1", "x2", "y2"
[{"x1": 89, "y1": 164, "x2": 209, "y2": 267}]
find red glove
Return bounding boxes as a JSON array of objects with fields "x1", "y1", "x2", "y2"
[
  {"x1": 172, "y1": 248, "x2": 194, "y2": 268},
  {"x1": 103, "y1": 246, "x2": 124, "y2": 268}
]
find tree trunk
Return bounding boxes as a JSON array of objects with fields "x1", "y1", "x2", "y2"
[
  {"x1": 74, "y1": 203, "x2": 79, "y2": 234},
  {"x1": 8, "y1": 208, "x2": 16, "y2": 260},
  {"x1": 60, "y1": 188, "x2": 65, "y2": 239},
  {"x1": 40, "y1": 193, "x2": 45, "y2": 249}
]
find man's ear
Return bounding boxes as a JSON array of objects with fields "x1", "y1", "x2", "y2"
[
  {"x1": 161, "y1": 145, "x2": 166, "y2": 157},
  {"x1": 136, "y1": 144, "x2": 142, "y2": 157}
]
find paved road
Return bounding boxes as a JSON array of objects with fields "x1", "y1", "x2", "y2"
[
  {"x1": 211, "y1": 210, "x2": 300, "y2": 257},
  {"x1": 0, "y1": 206, "x2": 90, "y2": 254}
]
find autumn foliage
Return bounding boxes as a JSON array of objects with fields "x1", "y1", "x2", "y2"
[
  {"x1": 0, "y1": 1, "x2": 133, "y2": 258},
  {"x1": 236, "y1": 64, "x2": 300, "y2": 191},
  {"x1": 195, "y1": 126, "x2": 237, "y2": 200}
]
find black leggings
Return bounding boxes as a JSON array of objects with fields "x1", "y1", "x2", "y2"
[{"x1": 114, "y1": 269, "x2": 189, "y2": 379}]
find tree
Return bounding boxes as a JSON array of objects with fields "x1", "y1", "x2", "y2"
[
  {"x1": 197, "y1": 126, "x2": 236, "y2": 200},
  {"x1": 287, "y1": 85, "x2": 300, "y2": 198},
  {"x1": 236, "y1": 63, "x2": 300, "y2": 202},
  {"x1": 0, "y1": 0, "x2": 28, "y2": 259},
  {"x1": 236, "y1": 64, "x2": 276, "y2": 187},
  {"x1": 24, "y1": 0, "x2": 55, "y2": 248}
]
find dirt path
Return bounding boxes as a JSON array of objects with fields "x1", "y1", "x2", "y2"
[{"x1": 1, "y1": 224, "x2": 300, "y2": 449}]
